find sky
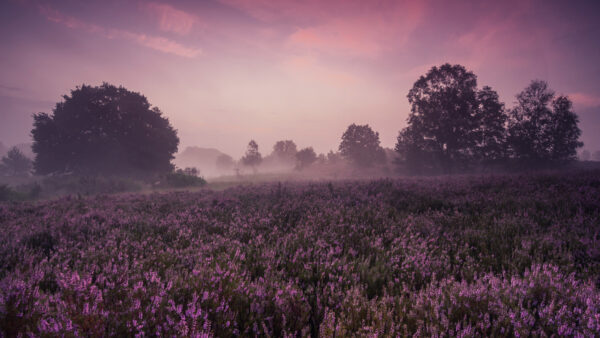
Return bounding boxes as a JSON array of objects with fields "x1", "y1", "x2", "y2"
[{"x1": 1, "y1": 0, "x2": 600, "y2": 158}]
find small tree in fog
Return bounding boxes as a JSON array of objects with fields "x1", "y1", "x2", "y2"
[
  {"x1": 242, "y1": 140, "x2": 262, "y2": 173},
  {"x1": 295, "y1": 147, "x2": 317, "y2": 170},
  {"x1": 31, "y1": 83, "x2": 179, "y2": 177},
  {"x1": 339, "y1": 124, "x2": 385, "y2": 167},
  {"x1": 1, "y1": 147, "x2": 32, "y2": 176},
  {"x1": 593, "y1": 150, "x2": 600, "y2": 162},
  {"x1": 271, "y1": 140, "x2": 297, "y2": 164},
  {"x1": 507, "y1": 80, "x2": 582, "y2": 166}
]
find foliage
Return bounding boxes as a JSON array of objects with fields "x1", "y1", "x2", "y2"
[
  {"x1": 271, "y1": 140, "x2": 298, "y2": 164},
  {"x1": 162, "y1": 168, "x2": 207, "y2": 188},
  {"x1": 475, "y1": 86, "x2": 507, "y2": 163},
  {"x1": 1, "y1": 171, "x2": 600, "y2": 335},
  {"x1": 295, "y1": 147, "x2": 317, "y2": 170},
  {"x1": 507, "y1": 80, "x2": 583, "y2": 166},
  {"x1": 339, "y1": 124, "x2": 385, "y2": 167},
  {"x1": 1, "y1": 147, "x2": 32, "y2": 176},
  {"x1": 241, "y1": 140, "x2": 262, "y2": 171},
  {"x1": 396, "y1": 64, "x2": 505, "y2": 174},
  {"x1": 31, "y1": 83, "x2": 179, "y2": 177}
]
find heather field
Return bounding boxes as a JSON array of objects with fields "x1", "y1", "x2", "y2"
[{"x1": 2, "y1": 171, "x2": 600, "y2": 336}]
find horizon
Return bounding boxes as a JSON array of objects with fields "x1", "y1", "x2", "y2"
[{"x1": 1, "y1": 0, "x2": 600, "y2": 158}]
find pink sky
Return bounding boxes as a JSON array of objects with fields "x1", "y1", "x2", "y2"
[{"x1": 1, "y1": 0, "x2": 599, "y2": 157}]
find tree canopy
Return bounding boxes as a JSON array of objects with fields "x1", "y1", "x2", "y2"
[
  {"x1": 31, "y1": 83, "x2": 179, "y2": 177},
  {"x1": 339, "y1": 124, "x2": 385, "y2": 167},
  {"x1": 396, "y1": 64, "x2": 482, "y2": 173},
  {"x1": 241, "y1": 140, "x2": 262, "y2": 171},
  {"x1": 507, "y1": 80, "x2": 582, "y2": 165},
  {"x1": 295, "y1": 147, "x2": 317, "y2": 170},
  {"x1": 396, "y1": 65, "x2": 583, "y2": 174},
  {"x1": 271, "y1": 140, "x2": 298, "y2": 163}
]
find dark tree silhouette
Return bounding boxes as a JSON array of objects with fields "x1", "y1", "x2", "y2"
[
  {"x1": 339, "y1": 124, "x2": 385, "y2": 167},
  {"x1": 475, "y1": 86, "x2": 507, "y2": 164},
  {"x1": 507, "y1": 80, "x2": 582, "y2": 166},
  {"x1": 396, "y1": 64, "x2": 480, "y2": 173},
  {"x1": 241, "y1": 140, "x2": 262, "y2": 172},
  {"x1": 271, "y1": 140, "x2": 298, "y2": 163},
  {"x1": 31, "y1": 83, "x2": 179, "y2": 177},
  {"x1": 295, "y1": 147, "x2": 317, "y2": 170},
  {"x1": 396, "y1": 64, "x2": 510, "y2": 174},
  {"x1": 1, "y1": 147, "x2": 32, "y2": 176}
]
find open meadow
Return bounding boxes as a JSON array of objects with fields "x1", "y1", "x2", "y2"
[{"x1": 1, "y1": 170, "x2": 600, "y2": 336}]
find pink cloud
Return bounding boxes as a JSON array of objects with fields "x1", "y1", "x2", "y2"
[
  {"x1": 287, "y1": 20, "x2": 381, "y2": 58},
  {"x1": 145, "y1": 2, "x2": 198, "y2": 35},
  {"x1": 569, "y1": 93, "x2": 600, "y2": 109},
  {"x1": 221, "y1": 0, "x2": 425, "y2": 58},
  {"x1": 39, "y1": 5, "x2": 201, "y2": 58}
]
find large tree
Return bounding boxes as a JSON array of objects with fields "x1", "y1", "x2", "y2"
[
  {"x1": 396, "y1": 64, "x2": 480, "y2": 173},
  {"x1": 339, "y1": 124, "x2": 385, "y2": 167},
  {"x1": 31, "y1": 83, "x2": 179, "y2": 177},
  {"x1": 396, "y1": 64, "x2": 508, "y2": 173},
  {"x1": 507, "y1": 80, "x2": 582, "y2": 165}
]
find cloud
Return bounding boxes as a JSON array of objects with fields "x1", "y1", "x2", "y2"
[
  {"x1": 39, "y1": 5, "x2": 201, "y2": 58},
  {"x1": 569, "y1": 92, "x2": 600, "y2": 109},
  {"x1": 286, "y1": 20, "x2": 381, "y2": 58},
  {"x1": 145, "y1": 2, "x2": 198, "y2": 35},
  {"x1": 221, "y1": 0, "x2": 425, "y2": 58}
]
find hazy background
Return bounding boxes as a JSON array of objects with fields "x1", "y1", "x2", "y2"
[{"x1": 1, "y1": 0, "x2": 599, "y2": 158}]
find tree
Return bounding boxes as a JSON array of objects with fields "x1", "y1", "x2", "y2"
[
  {"x1": 475, "y1": 86, "x2": 507, "y2": 164},
  {"x1": 31, "y1": 83, "x2": 179, "y2": 177},
  {"x1": 395, "y1": 64, "x2": 510, "y2": 174},
  {"x1": 339, "y1": 124, "x2": 385, "y2": 167},
  {"x1": 507, "y1": 80, "x2": 582, "y2": 166},
  {"x1": 593, "y1": 150, "x2": 600, "y2": 162},
  {"x1": 241, "y1": 140, "x2": 262, "y2": 172},
  {"x1": 271, "y1": 140, "x2": 297, "y2": 164},
  {"x1": 1, "y1": 147, "x2": 32, "y2": 176},
  {"x1": 395, "y1": 64, "x2": 481, "y2": 173},
  {"x1": 295, "y1": 147, "x2": 317, "y2": 170}
]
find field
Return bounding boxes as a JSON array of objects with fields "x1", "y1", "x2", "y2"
[{"x1": 1, "y1": 171, "x2": 600, "y2": 336}]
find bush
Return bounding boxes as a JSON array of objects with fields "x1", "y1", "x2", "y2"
[{"x1": 161, "y1": 168, "x2": 206, "y2": 188}]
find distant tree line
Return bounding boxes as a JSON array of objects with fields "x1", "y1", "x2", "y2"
[{"x1": 28, "y1": 64, "x2": 585, "y2": 179}]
